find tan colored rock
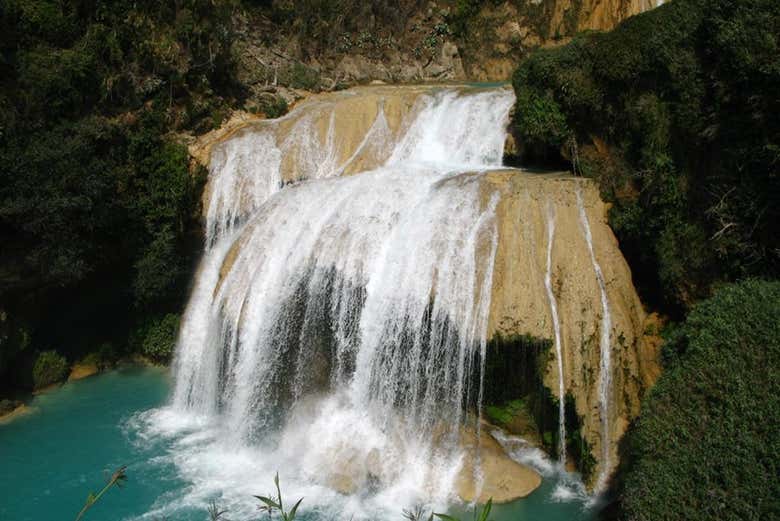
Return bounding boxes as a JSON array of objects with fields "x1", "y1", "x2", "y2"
[
  {"x1": 456, "y1": 427, "x2": 542, "y2": 503},
  {"x1": 188, "y1": 110, "x2": 264, "y2": 167},
  {"x1": 504, "y1": 133, "x2": 518, "y2": 157},
  {"x1": 320, "y1": 424, "x2": 541, "y2": 503},
  {"x1": 68, "y1": 363, "x2": 99, "y2": 381},
  {"x1": 0, "y1": 403, "x2": 30, "y2": 424},
  {"x1": 483, "y1": 170, "x2": 661, "y2": 487}
]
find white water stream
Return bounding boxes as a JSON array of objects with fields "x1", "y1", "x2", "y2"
[
  {"x1": 576, "y1": 187, "x2": 613, "y2": 493},
  {"x1": 544, "y1": 202, "x2": 567, "y2": 465}
]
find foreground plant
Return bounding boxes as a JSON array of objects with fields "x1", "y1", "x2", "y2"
[
  {"x1": 254, "y1": 473, "x2": 303, "y2": 521},
  {"x1": 207, "y1": 499, "x2": 230, "y2": 520},
  {"x1": 403, "y1": 498, "x2": 493, "y2": 521},
  {"x1": 435, "y1": 498, "x2": 493, "y2": 521},
  {"x1": 74, "y1": 465, "x2": 127, "y2": 521}
]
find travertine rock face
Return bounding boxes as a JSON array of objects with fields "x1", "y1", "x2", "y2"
[{"x1": 483, "y1": 170, "x2": 661, "y2": 486}]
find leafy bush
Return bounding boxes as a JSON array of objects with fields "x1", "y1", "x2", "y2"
[
  {"x1": 79, "y1": 343, "x2": 118, "y2": 371},
  {"x1": 286, "y1": 62, "x2": 320, "y2": 90},
  {"x1": 619, "y1": 280, "x2": 780, "y2": 520},
  {"x1": 255, "y1": 94, "x2": 289, "y2": 119},
  {"x1": 511, "y1": 0, "x2": 780, "y2": 314},
  {"x1": 137, "y1": 314, "x2": 181, "y2": 363},
  {"x1": 265, "y1": 0, "x2": 420, "y2": 56},
  {"x1": 32, "y1": 350, "x2": 69, "y2": 389}
]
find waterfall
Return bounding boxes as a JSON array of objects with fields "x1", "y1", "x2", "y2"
[
  {"x1": 162, "y1": 87, "x2": 516, "y2": 517},
  {"x1": 543, "y1": 202, "x2": 566, "y2": 466},
  {"x1": 576, "y1": 186, "x2": 613, "y2": 492}
]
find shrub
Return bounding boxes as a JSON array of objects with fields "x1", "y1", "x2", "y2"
[
  {"x1": 261, "y1": 95, "x2": 289, "y2": 119},
  {"x1": 619, "y1": 280, "x2": 780, "y2": 520},
  {"x1": 79, "y1": 343, "x2": 118, "y2": 371},
  {"x1": 287, "y1": 62, "x2": 320, "y2": 90},
  {"x1": 32, "y1": 350, "x2": 69, "y2": 389},
  {"x1": 514, "y1": 90, "x2": 570, "y2": 145},
  {"x1": 138, "y1": 314, "x2": 180, "y2": 363}
]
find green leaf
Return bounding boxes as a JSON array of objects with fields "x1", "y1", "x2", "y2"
[
  {"x1": 478, "y1": 499, "x2": 492, "y2": 521},
  {"x1": 274, "y1": 472, "x2": 283, "y2": 512},
  {"x1": 433, "y1": 514, "x2": 460, "y2": 521},
  {"x1": 253, "y1": 495, "x2": 280, "y2": 509},
  {"x1": 287, "y1": 497, "x2": 303, "y2": 521}
]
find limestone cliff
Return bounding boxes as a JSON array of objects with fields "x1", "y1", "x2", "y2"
[{"x1": 484, "y1": 170, "x2": 661, "y2": 486}]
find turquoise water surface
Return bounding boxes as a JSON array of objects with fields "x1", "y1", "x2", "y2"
[{"x1": 0, "y1": 368, "x2": 594, "y2": 521}]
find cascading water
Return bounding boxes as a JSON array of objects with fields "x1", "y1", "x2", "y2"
[
  {"x1": 543, "y1": 202, "x2": 567, "y2": 465},
  {"x1": 153, "y1": 88, "x2": 517, "y2": 519},
  {"x1": 576, "y1": 187, "x2": 613, "y2": 493}
]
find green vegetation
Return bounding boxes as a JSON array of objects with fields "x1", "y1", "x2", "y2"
[
  {"x1": 448, "y1": 0, "x2": 488, "y2": 35},
  {"x1": 485, "y1": 398, "x2": 525, "y2": 427},
  {"x1": 0, "y1": 0, "x2": 239, "y2": 393},
  {"x1": 558, "y1": 393, "x2": 596, "y2": 479},
  {"x1": 134, "y1": 313, "x2": 181, "y2": 364},
  {"x1": 266, "y1": 0, "x2": 421, "y2": 58},
  {"x1": 75, "y1": 465, "x2": 127, "y2": 521},
  {"x1": 433, "y1": 499, "x2": 492, "y2": 521},
  {"x1": 32, "y1": 350, "x2": 69, "y2": 389},
  {"x1": 286, "y1": 62, "x2": 321, "y2": 90},
  {"x1": 78, "y1": 344, "x2": 118, "y2": 372},
  {"x1": 253, "y1": 94, "x2": 290, "y2": 119},
  {"x1": 511, "y1": 0, "x2": 780, "y2": 314},
  {"x1": 618, "y1": 279, "x2": 780, "y2": 521},
  {"x1": 255, "y1": 473, "x2": 304, "y2": 521}
]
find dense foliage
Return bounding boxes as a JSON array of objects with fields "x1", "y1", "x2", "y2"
[
  {"x1": 264, "y1": 0, "x2": 422, "y2": 56},
  {"x1": 0, "y1": 0, "x2": 241, "y2": 391},
  {"x1": 511, "y1": 0, "x2": 779, "y2": 314},
  {"x1": 32, "y1": 350, "x2": 69, "y2": 389},
  {"x1": 134, "y1": 313, "x2": 181, "y2": 363},
  {"x1": 618, "y1": 279, "x2": 780, "y2": 521}
]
